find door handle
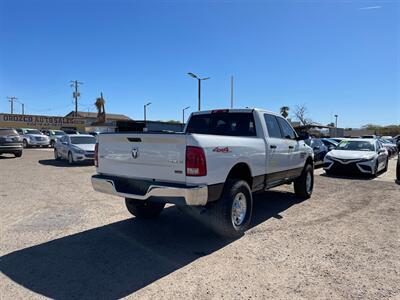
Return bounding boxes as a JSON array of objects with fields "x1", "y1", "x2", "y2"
[
  {"x1": 288, "y1": 146, "x2": 294, "y2": 149},
  {"x1": 270, "y1": 145, "x2": 277, "y2": 149}
]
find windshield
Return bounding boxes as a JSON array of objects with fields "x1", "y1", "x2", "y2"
[
  {"x1": 323, "y1": 138, "x2": 339, "y2": 146},
  {"x1": 26, "y1": 129, "x2": 42, "y2": 135},
  {"x1": 70, "y1": 136, "x2": 96, "y2": 144},
  {"x1": 337, "y1": 140, "x2": 375, "y2": 151},
  {"x1": 52, "y1": 130, "x2": 66, "y2": 135}
]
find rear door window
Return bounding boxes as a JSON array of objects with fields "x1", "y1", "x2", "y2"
[{"x1": 263, "y1": 114, "x2": 282, "y2": 138}]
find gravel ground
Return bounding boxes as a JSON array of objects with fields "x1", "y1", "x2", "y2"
[{"x1": 1, "y1": 149, "x2": 399, "y2": 299}]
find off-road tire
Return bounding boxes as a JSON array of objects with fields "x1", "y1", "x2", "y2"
[
  {"x1": 125, "y1": 198, "x2": 165, "y2": 219},
  {"x1": 14, "y1": 151, "x2": 22, "y2": 158},
  {"x1": 207, "y1": 179, "x2": 253, "y2": 238},
  {"x1": 294, "y1": 163, "x2": 314, "y2": 199}
]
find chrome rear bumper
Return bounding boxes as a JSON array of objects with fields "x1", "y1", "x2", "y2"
[{"x1": 91, "y1": 176, "x2": 208, "y2": 206}]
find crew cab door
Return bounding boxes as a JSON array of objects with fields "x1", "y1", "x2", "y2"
[
  {"x1": 263, "y1": 114, "x2": 288, "y2": 179},
  {"x1": 276, "y1": 116, "x2": 304, "y2": 173}
]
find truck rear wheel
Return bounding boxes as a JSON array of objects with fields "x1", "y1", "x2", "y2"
[
  {"x1": 208, "y1": 179, "x2": 253, "y2": 238},
  {"x1": 125, "y1": 198, "x2": 165, "y2": 219},
  {"x1": 294, "y1": 163, "x2": 314, "y2": 199}
]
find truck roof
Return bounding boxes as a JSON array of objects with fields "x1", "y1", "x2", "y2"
[{"x1": 191, "y1": 108, "x2": 280, "y2": 117}]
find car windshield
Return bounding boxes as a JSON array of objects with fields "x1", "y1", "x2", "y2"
[
  {"x1": 26, "y1": 129, "x2": 42, "y2": 134},
  {"x1": 323, "y1": 138, "x2": 339, "y2": 146},
  {"x1": 70, "y1": 136, "x2": 96, "y2": 144},
  {"x1": 337, "y1": 140, "x2": 375, "y2": 151},
  {"x1": 0, "y1": 129, "x2": 18, "y2": 135},
  {"x1": 53, "y1": 130, "x2": 66, "y2": 135}
]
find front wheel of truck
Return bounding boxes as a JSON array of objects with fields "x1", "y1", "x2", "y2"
[
  {"x1": 294, "y1": 163, "x2": 314, "y2": 199},
  {"x1": 125, "y1": 198, "x2": 165, "y2": 219},
  {"x1": 208, "y1": 179, "x2": 253, "y2": 238}
]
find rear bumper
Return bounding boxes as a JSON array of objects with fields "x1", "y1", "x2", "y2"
[
  {"x1": 0, "y1": 145, "x2": 23, "y2": 153},
  {"x1": 91, "y1": 174, "x2": 208, "y2": 206}
]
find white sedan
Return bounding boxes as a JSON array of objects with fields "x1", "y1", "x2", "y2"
[
  {"x1": 323, "y1": 139, "x2": 388, "y2": 177},
  {"x1": 54, "y1": 134, "x2": 96, "y2": 165}
]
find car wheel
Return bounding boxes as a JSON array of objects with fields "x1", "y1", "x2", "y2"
[
  {"x1": 383, "y1": 158, "x2": 389, "y2": 173},
  {"x1": 14, "y1": 151, "x2": 22, "y2": 158},
  {"x1": 396, "y1": 159, "x2": 400, "y2": 182},
  {"x1": 68, "y1": 152, "x2": 74, "y2": 165},
  {"x1": 23, "y1": 139, "x2": 28, "y2": 148},
  {"x1": 125, "y1": 198, "x2": 165, "y2": 219},
  {"x1": 294, "y1": 163, "x2": 314, "y2": 199},
  {"x1": 373, "y1": 161, "x2": 379, "y2": 177},
  {"x1": 50, "y1": 140, "x2": 55, "y2": 148},
  {"x1": 208, "y1": 179, "x2": 253, "y2": 238},
  {"x1": 54, "y1": 149, "x2": 61, "y2": 160}
]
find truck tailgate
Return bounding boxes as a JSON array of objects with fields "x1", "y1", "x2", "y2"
[{"x1": 97, "y1": 133, "x2": 187, "y2": 183}]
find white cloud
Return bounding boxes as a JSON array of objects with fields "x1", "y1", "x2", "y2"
[{"x1": 358, "y1": 6, "x2": 382, "y2": 10}]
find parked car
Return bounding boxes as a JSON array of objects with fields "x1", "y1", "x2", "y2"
[
  {"x1": 378, "y1": 138, "x2": 397, "y2": 157},
  {"x1": 321, "y1": 138, "x2": 339, "y2": 151},
  {"x1": 324, "y1": 139, "x2": 388, "y2": 177},
  {"x1": 330, "y1": 137, "x2": 347, "y2": 144},
  {"x1": 304, "y1": 138, "x2": 328, "y2": 166},
  {"x1": 62, "y1": 129, "x2": 80, "y2": 135},
  {"x1": 91, "y1": 108, "x2": 314, "y2": 237},
  {"x1": 15, "y1": 128, "x2": 50, "y2": 148},
  {"x1": 54, "y1": 134, "x2": 96, "y2": 164},
  {"x1": 0, "y1": 128, "x2": 23, "y2": 157},
  {"x1": 361, "y1": 135, "x2": 377, "y2": 139},
  {"x1": 41, "y1": 129, "x2": 67, "y2": 148},
  {"x1": 87, "y1": 131, "x2": 101, "y2": 137}
]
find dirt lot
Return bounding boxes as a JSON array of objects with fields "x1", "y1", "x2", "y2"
[{"x1": 1, "y1": 149, "x2": 399, "y2": 299}]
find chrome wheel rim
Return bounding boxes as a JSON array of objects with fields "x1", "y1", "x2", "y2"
[
  {"x1": 306, "y1": 172, "x2": 312, "y2": 194},
  {"x1": 231, "y1": 192, "x2": 247, "y2": 227}
]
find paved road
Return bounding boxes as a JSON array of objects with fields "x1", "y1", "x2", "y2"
[{"x1": 1, "y1": 149, "x2": 399, "y2": 299}]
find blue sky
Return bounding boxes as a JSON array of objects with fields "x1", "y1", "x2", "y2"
[{"x1": 1, "y1": 0, "x2": 399, "y2": 128}]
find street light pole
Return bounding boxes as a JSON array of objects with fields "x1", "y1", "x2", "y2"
[
  {"x1": 182, "y1": 106, "x2": 190, "y2": 126},
  {"x1": 187, "y1": 73, "x2": 210, "y2": 111},
  {"x1": 144, "y1": 102, "x2": 151, "y2": 124},
  {"x1": 334, "y1": 114, "x2": 338, "y2": 137}
]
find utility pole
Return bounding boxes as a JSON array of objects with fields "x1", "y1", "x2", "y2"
[
  {"x1": 70, "y1": 80, "x2": 83, "y2": 117},
  {"x1": 230, "y1": 76, "x2": 234, "y2": 108},
  {"x1": 187, "y1": 73, "x2": 210, "y2": 111},
  {"x1": 7, "y1": 96, "x2": 17, "y2": 114}
]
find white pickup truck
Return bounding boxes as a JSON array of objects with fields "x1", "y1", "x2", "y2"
[{"x1": 92, "y1": 109, "x2": 314, "y2": 237}]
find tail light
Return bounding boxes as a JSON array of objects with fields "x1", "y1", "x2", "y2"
[
  {"x1": 186, "y1": 146, "x2": 207, "y2": 176},
  {"x1": 94, "y1": 143, "x2": 99, "y2": 167}
]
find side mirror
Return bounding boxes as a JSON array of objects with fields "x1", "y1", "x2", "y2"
[
  {"x1": 328, "y1": 145, "x2": 335, "y2": 151},
  {"x1": 313, "y1": 146, "x2": 320, "y2": 150},
  {"x1": 62, "y1": 141, "x2": 68, "y2": 145},
  {"x1": 378, "y1": 148, "x2": 386, "y2": 154}
]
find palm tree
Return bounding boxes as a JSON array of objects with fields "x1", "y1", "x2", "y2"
[
  {"x1": 280, "y1": 106, "x2": 289, "y2": 118},
  {"x1": 95, "y1": 93, "x2": 106, "y2": 123}
]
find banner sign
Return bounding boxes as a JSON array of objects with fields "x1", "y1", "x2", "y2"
[{"x1": 0, "y1": 113, "x2": 85, "y2": 128}]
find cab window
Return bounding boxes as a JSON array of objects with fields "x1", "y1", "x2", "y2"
[
  {"x1": 264, "y1": 114, "x2": 282, "y2": 138},
  {"x1": 277, "y1": 117, "x2": 296, "y2": 139}
]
